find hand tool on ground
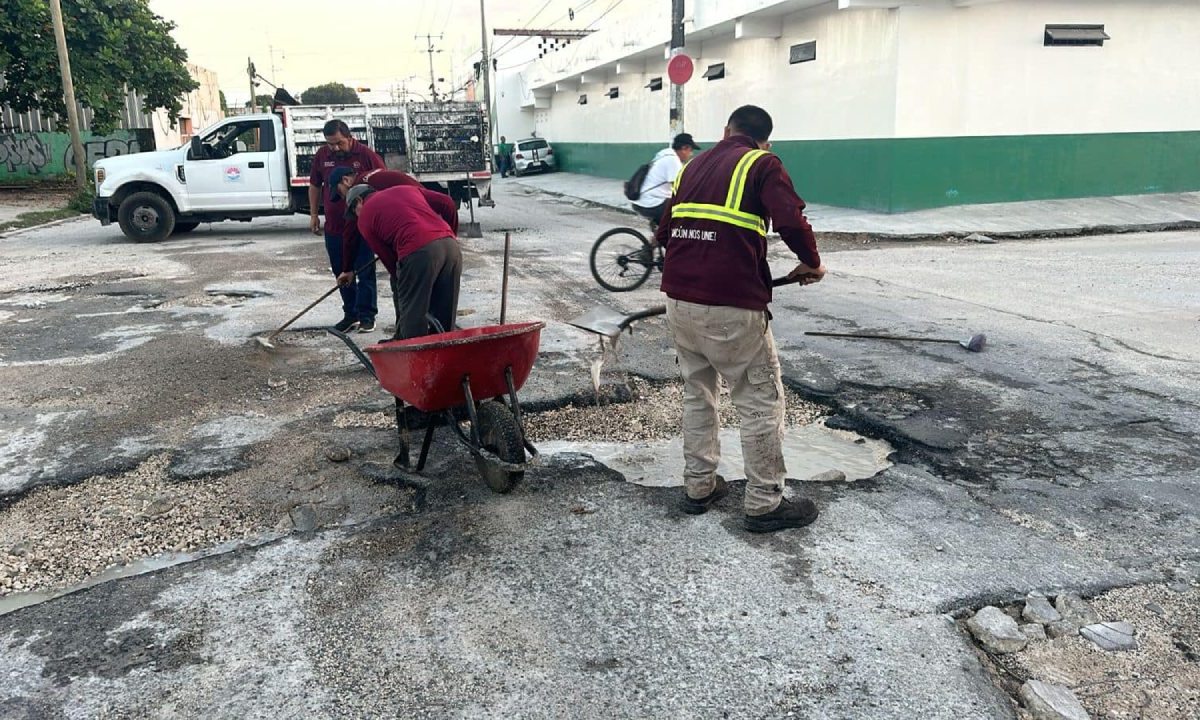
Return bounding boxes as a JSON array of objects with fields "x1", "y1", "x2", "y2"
[
  {"x1": 254, "y1": 256, "x2": 380, "y2": 349},
  {"x1": 568, "y1": 275, "x2": 807, "y2": 339},
  {"x1": 804, "y1": 330, "x2": 987, "y2": 353}
]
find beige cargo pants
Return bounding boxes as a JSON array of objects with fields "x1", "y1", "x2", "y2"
[{"x1": 666, "y1": 298, "x2": 786, "y2": 516}]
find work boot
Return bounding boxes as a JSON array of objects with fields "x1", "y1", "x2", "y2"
[
  {"x1": 333, "y1": 316, "x2": 360, "y2": 333},
  {"x1": 743, "y1": 497, "x2": 819, "y2": 533},
  {"x1": 357, "y1": 319, "x2": 376, "y2": 333},
  {"x1": 680, "y1": 475, "x2": 728, "y2": 515}
]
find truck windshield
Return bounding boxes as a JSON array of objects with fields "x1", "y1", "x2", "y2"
[{"x1": 518, "y1": 139, "x2": 548, "y2": 151}]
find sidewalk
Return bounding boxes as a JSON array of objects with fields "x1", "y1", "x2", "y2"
[{"x1": 509, "y1": 171, "x2": 1200, "y2": 239}]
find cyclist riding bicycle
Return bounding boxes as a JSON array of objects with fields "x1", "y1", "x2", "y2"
[{"x1": 631, "y1": 133, "x2": 701, "y2": 231}]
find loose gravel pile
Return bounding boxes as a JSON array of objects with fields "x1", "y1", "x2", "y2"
[
  {"x1": 524, "y1": 376, "x2": 828, "y2": 443},
  {"x1": 0, "y1": 455, "x2": 274, "y2": 596}
]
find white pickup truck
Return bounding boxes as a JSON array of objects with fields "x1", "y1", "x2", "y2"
[{"x1": 92, "y1": 102, "x2": 493, "y2": 242}]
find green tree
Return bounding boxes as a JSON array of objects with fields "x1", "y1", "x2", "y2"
[
  {"x1": 245, "y1": 93, "x2": 273, "y2": 111},
  {"x1": 0, "y1": 0, "x2": 198, "y2": 135},
  {"x1": 219, "y1": 90, "x2": 228, "y2": 114},
  {"x1": 300, "y1": 83, "x2": 360, "y2": 105}
]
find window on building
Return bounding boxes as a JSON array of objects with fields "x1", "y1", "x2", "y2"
[
  {"x1": 702, "y1": 63, "x2": 725, "y2": 81},
  {"x1": 646, "y1": 77, "x2": 663, "y2": 92},
  {"x1": 790, "y1": 41, "x2": 817, "y2": 65},
  {"x1": 1044, "y1": 24, "x2": 1110, "y2": 47},
  {"x1": 578, "y1": 95, "x2": 588, "y2": 105},
  {"x1": 606, "y1": 87, "x2": 619, "y2": 99}
]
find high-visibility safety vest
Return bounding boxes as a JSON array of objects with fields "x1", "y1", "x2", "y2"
[{"x1": 671, "y1": 148, "x2": 769, "y2": 236}]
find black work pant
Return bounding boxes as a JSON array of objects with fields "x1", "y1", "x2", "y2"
[{"x1": 391, "y1": 236, "x2": 462, "y2": 339}]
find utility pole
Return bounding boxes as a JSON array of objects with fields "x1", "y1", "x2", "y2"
[
  {"x1": 669, "y1": 0, "x2": 685, "y2": 137},
  {"x1": 47, "y1": 0, "x2": 86, "y2": 191},
  {"x1": 416, "y1": 34, "x2": 444, "y2": 102},
  {"x1": 479, "y1": 0, "x2": 494, "y2": 143},
  {"x1": 246, "y1": 57, "x2": 257, "y2": 112}
]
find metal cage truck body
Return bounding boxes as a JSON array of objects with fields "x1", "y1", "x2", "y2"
[{"x1": 92, "y1": 102, "x2": 493, "y2": 242}]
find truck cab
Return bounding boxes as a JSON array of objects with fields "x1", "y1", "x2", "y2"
[{"x1": 93, "y1": 113, "x2": 296, "y2": 242}]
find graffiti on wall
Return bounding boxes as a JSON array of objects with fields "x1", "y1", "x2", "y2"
[
  {"x1": 64, "y1": 137, "x2": 143, "y2": 170},
  {"x1": 0, "y1": 133, "x2": 53, "y2": 174}
]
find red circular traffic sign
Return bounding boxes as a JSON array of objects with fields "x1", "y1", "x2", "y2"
[{"x1": 667, "y1": 54, "x2": 694, "y2": 85}]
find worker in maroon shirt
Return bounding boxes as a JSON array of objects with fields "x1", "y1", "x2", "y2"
[
  {"x1": 330, "y1": 166, "x2": 426, "y2": 274},
  {"x1": 339, "y1": 184, "x2": 462, "y2": 340},
  {"x1": 308, "y1": 119, "x2": 386, "y2": 333},
  {"x1": 655, "y1": 105, "x2": 828, "y2": 534}
]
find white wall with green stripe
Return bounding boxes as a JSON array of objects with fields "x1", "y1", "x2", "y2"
[{"x1": 526, "y1": 0, "x2": 1200, "y2": 211}]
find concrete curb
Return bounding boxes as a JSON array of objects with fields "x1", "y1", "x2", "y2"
[
  {"x1": 0, "y1": 213, "x2": 90, "y2": 240},
  {"x1": 511, "y1": 179, "x2": 1200, "y2": 242}
]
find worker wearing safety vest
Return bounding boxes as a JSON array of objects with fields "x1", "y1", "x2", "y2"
[{"x1": 654, "y1": 105, "x2": 827, "y2": 534}]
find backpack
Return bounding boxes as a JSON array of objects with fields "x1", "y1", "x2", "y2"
[{"x1": 623, "y1": 162, "x2": 653, "y2": 201}]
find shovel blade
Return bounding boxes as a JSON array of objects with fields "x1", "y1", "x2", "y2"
[
  {"x1": 960, "y1": 333, "x2": 987, "y2": 352},
  {"x1": 567, "y1": 305, "x2": 628, "y2": 338},
  {"x1": 461, "y1": 222, "x2": 483, "y2": 239}
]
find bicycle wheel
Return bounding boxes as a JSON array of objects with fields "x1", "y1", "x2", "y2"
[{"x1": 590, "y1": 227, "x2": 654, "y2": 292}]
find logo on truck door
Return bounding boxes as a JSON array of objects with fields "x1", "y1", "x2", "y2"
[{"x1": 224, "y1": 166, "x2": 242, "y2": 183}]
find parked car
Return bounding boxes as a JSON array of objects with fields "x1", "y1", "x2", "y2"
[{"x1": 511, "y1": 137, "x2": 556, "y2": 176}]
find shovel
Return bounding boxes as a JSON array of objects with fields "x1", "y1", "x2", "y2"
[
  {"x1": 568, "y1": 275, "x2": 806, "y2": 339},
  {"x1": 804, "y1": 330, "x2": 987, "y2": 353},
  {"x1": 254, "y1": 256, "x2": 379, "y2": 349}
]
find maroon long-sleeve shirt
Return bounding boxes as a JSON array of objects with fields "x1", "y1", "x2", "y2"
[
  {"x1": 656, "y1": 135, "x2": 820, "y2": 311},
  {"x1": 340, "y1": 170, "x2": 426, "y2": 270},
  {"x1": 352, "y1": 185, "x2": 459, "y2": 276},
  {"x1": 309, "y1": 139, "x2": 385, "y2": 236}
]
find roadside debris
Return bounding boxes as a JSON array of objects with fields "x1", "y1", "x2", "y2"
[
  {"x1": 1019, "y1": 680, "x2": 1090, "y2": 720},
  {"x1": 967, "y1": 605, "x2": 1028, "y2": 654}
]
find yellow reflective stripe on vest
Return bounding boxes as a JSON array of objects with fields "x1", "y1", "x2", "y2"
[
  {"x1": 724, "y1": 149, "x2": 766, "y2": 209},
  {"x1": 671, "y1": 148, "x2": 769, "y2": 236},
  {"x1": 672, "y1": 203, "x2": 766, "y2": 234}
]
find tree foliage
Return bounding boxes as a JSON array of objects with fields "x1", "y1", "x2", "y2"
[
  {"x1": 246, "y1": 94, "x2": 274, "y2": 111},
  {"x1": 219, "y1": 90, "x2": 228, "y2": 114},
  {"x1": 0, "y1": 0, "x2": 198, "y2": 134},
  {"x1": 300, "y1": 83, "x2": 360, "y2": 105}
]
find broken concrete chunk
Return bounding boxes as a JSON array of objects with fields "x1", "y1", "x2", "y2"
[
  {"x1": 289, "y1": 504, "x2": 319, "y2": 533},
  {"x1": 1019, "y1": 680, "x2": 1091, "y2": 720},
  {"x1": 1021, "y1": 623, "x2": 1048, "y2": 642},
  {"x1": 1080, "y1": 621, "x2": 1137, "y2": 652},
  {"x1": 1046, "y1": 620, "x2": 1079, "y2": 639},
  {"x1": 1023, "y1": 593, "x2": 1063, "y2": 625},
  {"x1": 965, "y1": 233, "x2": 999, "y2": 244},
  {"x1": 966, "y1": 606, "x2": 1028, "y2": 654},
  {"x1": 1055, "y1": 593, "x2": 1100, "y2": 626}
]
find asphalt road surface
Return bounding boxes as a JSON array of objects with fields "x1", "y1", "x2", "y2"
[{"x1": 0, "y1": 180, "x2": 1196, "y2": 719}]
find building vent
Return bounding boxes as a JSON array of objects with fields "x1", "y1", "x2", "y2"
[
  {"x1": 646, "y1": 77, "x2": 663, "y2": 92},
  {"x1": 1044, "y1": 24, "x2": 1109, "y2": 46},
  {"x1": 702, "y1": 63, "x2": 725, "y2": 81},
  {"x1": 578, "y1": 94, "x2": 588, "y2": 105},
  {"x1": 606, "y1": 87, "x2": 619, "y2": 99},
  {"x1": 789, "y1": 41, "x2": 817, "y2": 64}
]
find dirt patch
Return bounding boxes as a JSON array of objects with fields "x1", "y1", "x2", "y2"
[{"x1": 980, "y1": 585, "x2": 1200, "y2": 720}]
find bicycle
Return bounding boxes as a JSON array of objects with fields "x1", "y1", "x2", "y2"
[{"x1": 589, "y1": 223, "x2": 664, "y2": 292}]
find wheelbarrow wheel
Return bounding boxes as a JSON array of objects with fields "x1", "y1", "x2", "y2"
[{"x1": 473, "y1": 400, "x2": 525, "y2": 493}]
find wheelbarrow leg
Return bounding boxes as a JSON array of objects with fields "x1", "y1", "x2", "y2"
[
  {"x1": 416, "y1": 421, "x2": 437, "y2": 473},
  {"x1": 461, "y1": 376, "x2": 484, "y2": 447},
  {"x1": 394, "y1": 397, "x2": 410, "y2": 468},
  {"x1": 504, "y1": 366, "x2": 536, "y2": 456}
]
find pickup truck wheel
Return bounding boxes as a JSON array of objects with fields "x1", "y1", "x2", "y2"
[
  {"x1": 173, "y1": 222, "x2": 200, "y2": 234},
  {"x1": 118, "y1": 191, "x2": 175, "y2": 243}
]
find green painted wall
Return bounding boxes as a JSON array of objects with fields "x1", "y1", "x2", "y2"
[
  {"x1": 0, "y1": 129, "x2": 152, "y2": 181},
  {"x1": 554, "y1": 131, "x2": 1200, "y2": 213}
]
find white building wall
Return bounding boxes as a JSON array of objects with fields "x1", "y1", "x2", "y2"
[
  {"x1": 684, "y1": 4, "x2": 899, "y2": 141},
  {"x1": 892, "y1": 0, "x2": 1200, "y2": 138},
  {"x1": 153, "y1": 64, "x2": 223, "y2": 149}
]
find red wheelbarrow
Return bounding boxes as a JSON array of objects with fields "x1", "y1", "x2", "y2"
[{"x1": 362, "y1": 321, "x2": 544, "y2": 493}]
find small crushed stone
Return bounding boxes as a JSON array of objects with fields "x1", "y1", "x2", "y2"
[
  {"x1": 524, "y1": 376, "x2": 828, "y2": 443},
  {"x1": 333, "y1": 410, "x2": 394, "y2": 429},
  {"x1": 0, "y1": 455, "x2": 274, "y2": 597}
]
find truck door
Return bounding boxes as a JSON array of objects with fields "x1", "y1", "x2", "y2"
[{"x1": 184, "y1": 118, "x2": 278, "y2": 211}]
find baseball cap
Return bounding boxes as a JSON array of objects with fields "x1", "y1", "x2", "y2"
[
  {"x1": 672, "y1": 133, "x2": 700, "y2": 151},
  {"x1": 343, "y1": 184, "x2": 374, "y2": 218},
  {"x1": 328, "y1": 166, "x2": 357, "y2": 201}
]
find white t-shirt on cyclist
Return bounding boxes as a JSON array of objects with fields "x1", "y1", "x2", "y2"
[{"x1": 633, "y1": 148, "x2": 682, "y2": 209}]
